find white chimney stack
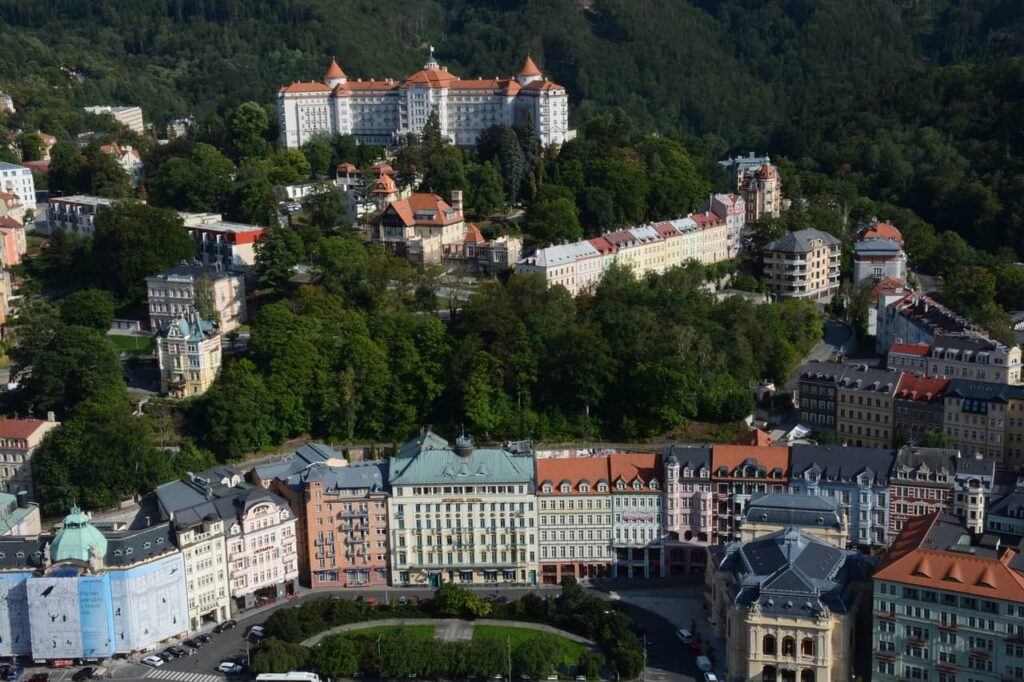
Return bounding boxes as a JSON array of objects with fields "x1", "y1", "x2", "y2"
[{"x1": 451, "y1": 190, "x2": 464, "y2": 213}]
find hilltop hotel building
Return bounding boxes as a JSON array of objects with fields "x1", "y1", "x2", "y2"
[{"x1": 277, "y1": 51, "x2": 574, "y2": 148}]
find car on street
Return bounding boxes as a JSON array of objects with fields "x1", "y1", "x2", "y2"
[
  {"x1": 214, "y1": 619, "x2": 237, "y2": 633},
  {"x1": 142, "y1": 656, "x2": 164, "y2": 667},
  {"x1": 4, "y1": 667, "x2": 22, "y2": 681},
  {"x1": 217, "y1": 661, "x2": 245, "y2": 675},
  {"x1": 703, "y1": 674, "x2": 719, "y2": 682},
  {"x1": 247, "y1": 625, "x2": 265, "y2": 638},
  {"x1": 72, "y1": 669, "x2": 93, "y2": 682},
  {"x1": 28, "y1": 674, "x2": 49, "y2": 682},
  {"x1": 185, "y1": 638, "x2": 204, "y2": 649},
  {"x1": 695, "y1": 656, "x2": 713, "y2": 673},
  {"x1": 157, "y1": 652, "x2": 175, "y2": 663},
  {"x1": 675, "y1": 628, "x2": 694, "y2": 645},
  {"x1": 197, "y1": 633, "x2": 213, "y2": 644},
  {"x1": 168, "y1": 646, "x2": 188, "y2": 657}
]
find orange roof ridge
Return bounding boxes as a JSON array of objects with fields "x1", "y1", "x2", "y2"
[
  {"x1": 464, "y1": 223, "x2": 484, "y2": 243},
  {"x1": 325, "y1": 57, "x2": 346, "y2": 80}
]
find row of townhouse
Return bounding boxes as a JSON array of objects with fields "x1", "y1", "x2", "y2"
[
  {"x1": 515, "y1": 201, "x2": 740, "y2": 296},
  {"x1": 248, "y1": 434, "x2": 1012, "y2": 594},
  {"x1": 798, "y1": 359, "x2": 1024, "y2": 467}
]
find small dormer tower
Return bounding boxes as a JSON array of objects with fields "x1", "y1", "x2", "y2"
[
  {"x1": 516, "y1": 55, "x2": 543, "y2": 86},
  {"x1": 324, "y1": 57, "x2": 347, "y2": 88}
]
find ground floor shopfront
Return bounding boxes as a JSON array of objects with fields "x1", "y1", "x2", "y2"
[
  {"x1": 233, "y1": 578, "x2": 298, "y2": 612},
  {"x1": 396, "y1": 566, "x2": 538, "y2": 587},
  {"x1": 539, "y1": 561, "x2": 612, "y2": 584},
  {"x1": 664, "y1": 541, "x2": 709, "y2": 575},
  {"x1": 613, "y1": 546, "x2": 665, "y2": 578},
  {"x1": 311, "y1": 566, "x2": 390, "y2": 588}
]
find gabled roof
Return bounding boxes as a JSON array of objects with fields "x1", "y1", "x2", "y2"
[
  {"x1": 836, "y1": 365, "x2": 899, "y2": 395},
  {"x1": 663, "y1": 445, "x2": 711, "y2": 471},
  {"x1": 536, "y1": 456, "x2": 610, "y2": 494},
  {"x1": 609, "y1": 453, "x2": 662, "y2": 491},
  {"x1": 894, "y1": 374, "x2": 949, "y2": 403},
  {"x1": 764, "y1": 228, "x2": 840, "y2": 253},
  {"x1": 381, "y1": 193, "x2": 462, "y2": 227},
  {"x1": 711, "y1": 445, "x2": 790, "y2": 478},
  {"x1": 734, "y1": 428, "x2": 774, "y2": 447},
  {"x1": 464, "y1": 223, "x2": 484, "y2": 243},
  {"x1": 279, "y1": 82, "x2": 332, "y2": 94},
  {"x1": 790, "y1": 445, "x2": 896, "y2": 486},
  {"x1": 0, "y1": 419, "x2": 51, "y2": 440}
]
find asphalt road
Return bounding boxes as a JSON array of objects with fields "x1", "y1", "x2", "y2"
[{"x1": 102, "y1": 581, "x2": 707, "y2": 682}]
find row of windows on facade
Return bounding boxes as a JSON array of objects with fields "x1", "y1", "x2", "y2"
[
  {"x1": 541, "y1": 545, "x2": 608, "y2": 559},
  {"x1": 396, "y1": 569, "x2": 518, "y2": 583},
  {"x1": 402, "y1": 484, "x2": 527, "y2": 496},
  {"x1": 396, "y1": 550, "x2": 534, "y2": 565},
  {"x1": 396, "y1": 531, "x2": 531, "y2": 548}
]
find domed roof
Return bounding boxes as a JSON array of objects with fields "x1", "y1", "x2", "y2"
[
  {"x1": 519, "y1": 55, "x2": 542, "y2": 77},
  {"x1": 51, "y1": 506, "x2": 107, "y2": 564},
  {"x1": 324, "y1": 57, "x2": 346, "y2": 80}
]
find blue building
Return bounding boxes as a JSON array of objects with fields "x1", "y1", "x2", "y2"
[{"x1": 788, "y1": 444, "x2": 897, "y2": 549}]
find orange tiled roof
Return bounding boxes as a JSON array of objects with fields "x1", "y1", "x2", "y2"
[
  {"x1": 711, "y1": 445, "x2": 790, "y2": 478},
  {"x1": 890, "y1": 342, "x2": 930, "y2": 356},
  {"x1": 519, "y1": 55, "x2": 542, "y2": 77},
  {"x1": 860, "y1": 221, "x2": 904, "y2": 246},
  {"x1": 733, "y1": 429, "x2": 775, "y2": 447},
  {"x1": 536, "y1": 456, "x2": 610, "y2": 494},
  {"x1": 875, "y1": 513, "x2": 1024, "y2": 600},
  {"x1": 0, "y1": 217, "x2": 22, "y2": 229},
  {"x1": 609, "y1": 452, "x2": 662, "y2": 490},
  {"x1": 404, "y1": 67, "x2": 460, "y2": 88},
  {"x1": 373, "y1": 174, "x2": 398, "y2": 194},
  {"x1": 464, "y1": 223, "x2": 484, "y2": 243},
  {"x1": 325, "y1": 57, "x2": 346, "y2": 80},
  {"x1": 337, "y1": 163, "x2": 358, "y2": 174},
  {"x1": 384, "y1": 193, "x2": 462, "y2": 227},
  {"x1": 279, "y1": 82, "x2": 331, "y2": 94},
  {"x1": 0, "y1": 418, "x2": 50, "y2": 439},
  {"x1": 521, "y1": 80, "x2": 564, "y2": 92},
  {"x1": 895, "y1": 374, "x2": 949, "y2": 403}
]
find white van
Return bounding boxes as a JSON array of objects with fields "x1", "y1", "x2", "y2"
[
  {"x1": 695, "y1": 656, "x2": 713, "y2": 673},
  {"x1": 675, "y1": 628, "x2": 694, "y2": 644}
]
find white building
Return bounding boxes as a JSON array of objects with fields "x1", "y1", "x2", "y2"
[
  {"x1": 84, "y1": 106, "x2": 145, "y2": 134},
  {"x1": 99, "y1": 142, "x2": 144, "y2": 187},
  {"x1": 852, "y1": 238, "x2": 906, "y2": 284},
  {"x1": 610, "y1": 453, "x2": 665, "y2": 579},
  {"x1": 46, "y1": 195, "x2": 118, "y2": 237},
  {"x1": 0, "y1": 162, "x2": 35, "y2": 205},
  {"x1": 387, "y1": 431, "x2": 538, "y2": 587},
  {"x1": 178, "y1": 212, "x2": 264, "y2": 269},
  {"x1": 278, "y1": 52, "x2": 574, "y2": 149}
]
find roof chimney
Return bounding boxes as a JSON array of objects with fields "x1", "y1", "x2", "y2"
[
  {"x1": 451, "y1": 189, "x2": 463, "y2": 214},
  {"x1": 46, "y1": 411, "x2": 55, "y2": 422}
]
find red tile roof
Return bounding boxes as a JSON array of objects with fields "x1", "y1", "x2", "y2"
[
  {"x1": 859, "y1": 221, "x2": 904, "y2": 246},
  {"x1": 521, "y1": 80, "x2": 564, "y2": 91},
  {"x1": 464, "y1": 223, "x2": 484, "y2": 243},
  {"x1": 875, "y1": 513, "x2": 1024, "y2": 600},
  {"x1": 519, "y1": 55, "x2": 542, "y2": 77},
  {"x1": 890, "y1": 342, "x2": 930, "y2": 356},
  {"x1": 609, "y1": 452, "x2": 662, "y2": 490},
  {"x1": 382, "y1": 193, "x2": 462, "y2": 227},
  {"x1": 691, "y1": 211, "x2": 725, "y2": 228},
  {"x1": 404, "y1": 67, "x2": 460, "y2": 88},
  {"x1": 733, "y1": 428, "x2": 775, "y2": 447},
  {"x1": 895, "y1": 374, "x2": 949, "y2": 403},
  {"x1": 373, "y1": 174, "x2": 397, "y2": 194},
  {"x1": 711, "y1": 445, "x2": 790, "y2": 478},
  {"x1": 0, "y1": 217, "x2": 21, "y2": 229},
  {"x1": 337, "y1": 163, "x2": 358, "y2": 174},
  {"x1": 536, "y1": 456, "x2": 610, "y2": 493},
  {"x1": 279, "y1": 82, "x2": 331, "y2": 94},
  {"x1": 325, "y1": 57, "x2": 346, "y2": 80},
  {"x1": 0, "y1": 418, "x2": 50, "y2": 440},
  {"x1": 588, "y1": 237, "x2": 616, "y2": 255}
]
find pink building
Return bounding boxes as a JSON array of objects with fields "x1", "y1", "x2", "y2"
[
  {"x1": 224, "y1": 487, "x2": 300, "y2": 610},
  {"x1": 663, "y1": 446, "x2": 713, "y2": 575}
]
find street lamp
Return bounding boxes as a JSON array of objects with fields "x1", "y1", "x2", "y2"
[
  {"x1": 641, "y1": 635, "x2": 647, "y2": 682},
  {"x1": 377, "y1": 633, "x2": 383, "y2": 682}
]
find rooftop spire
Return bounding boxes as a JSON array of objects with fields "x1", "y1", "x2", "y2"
[{"x1": 519, "y1": 54, "x2": 542, "y2": 77}]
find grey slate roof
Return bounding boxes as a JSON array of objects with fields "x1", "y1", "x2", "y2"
[
  {"x1": 0, "y1": 522, "x2": 177, "y2": 571},
  {"x1": 837, "y1": 365, "x2": 900, "y2": 394},
  {"x1": 946, "y1": 379, "x2": 1024, "y2": 402},
  {"x1": 744, "y1": 493, "x2": 844, "y2": 531},
  {"x1": 854, "y1": 238, "x2": 903, "y2": 255},
  {"x1": 389, "y1": 431, "x2": 534, "y2": 487},
  {"x1": 764, "y1": 228, "x2": 840, "y2": 254},
  {"x1": 251, "y1": 442, "x2": 338, "y2": 482},
  {"x1": 663, "y1": 445, "x2": 711, "y2": 470},
  {"x1": 955, "y1": 454, "x2": 995, "y2": 478},
  {"x1": 709, "y1": 527, "x2": 868, "y2": 617},
  {"x1": 893, "y1": 446, "x2": 959, "y2": 478},
  {"x1": 282, "y1": 460, "x2": 388, "y2": 495},
  {"x1": 789, "y1": 445, "x2": 897, "y2": 486},
  {"x1": 156, "y1": 466, "x2": 289, "y2": 530},
  {"x1": 798, "y1": 361, "x2": 849, "y2": 382}
]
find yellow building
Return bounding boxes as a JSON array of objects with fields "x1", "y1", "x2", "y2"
[
  {"x1": 763, "y1": 228, "x2": 841, "y2": 301},
  {"x1": 157, "y1": 310, "x2": 222, "y2": 398},
  {"x1": 707, "y1": 522, "x2": 867, "y2": 682},
  {"x1": 836, "y1": 365, "x2": 899, "y2": 448},
  {"x1": 693, "y1": 211, "x2": 729, "y2": 264}
]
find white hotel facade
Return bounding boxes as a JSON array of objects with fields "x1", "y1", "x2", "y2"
[{"x1": 277, "y1": 51, "x2": 574, "y2": 149}]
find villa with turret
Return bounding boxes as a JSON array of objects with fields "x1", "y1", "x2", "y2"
[{"x1": 277, "y1": 50, "x2": 574, "y2": 148}]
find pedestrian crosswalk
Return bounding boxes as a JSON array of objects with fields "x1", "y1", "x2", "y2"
[{"x1": 144, "y1": 669, "x2": 222, "y2": 682}]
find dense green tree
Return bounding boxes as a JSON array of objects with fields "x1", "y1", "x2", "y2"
[
  {"x1": 200, "y1": 359, "x2": 276, "y2": 459},
  {"x1": 17, "y1": 132, "x2": 44, "y2": 162},
  {"x1": 58, "y1": 289, "x2": 116, "y2": 331},
  {"x1": 256, "y1": 226, "x2": 306, "y2": 290},
  {"x1": 148, "y1": 143, "x2": 235, "y2": 212},
  {"x1": 227, "y1": 101, "x2": 270, "y2": 160},
  {"x1": 92, "y1": 202, "x2": 196, "y2": 302},
  {"x1": 302, "y1": 137, "x2": 334, "y2": 178},
  {"x1": 466, "y1": 161, "x2": 505, "y2": 216},
  {"x1": 88, "y1": 150, "x2": 133, "y2": 198},
  {"x1": 48, "y1": 141, "x2": 89, "y2": 195},
  {"x1": 268, "y1": 147, "x2": 312, "y2": 185},
  {"x1": 303, "y1": 182, "x2": 347, "y2": 233},
  {"x1": 228, "y1": 159, "x2": 276, "y2": 225},
  {"x1": 527, "y1": 197, "x2": 582, "y2": 245}
]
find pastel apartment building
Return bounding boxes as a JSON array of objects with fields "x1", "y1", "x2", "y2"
[
  {"x1": 836, "y1": 365, "x2": 900, "y2": 448},
  {"x1": 691, "y1": 210, "x2": 729, "y2": 263},
  {"x1": 0, "y1": 217, "x2": 26, "y2": 267},
  {"x1": 701, "y1": 193, "x2": 746, "y2": 258},
  {"x1": 762, "y1": 228, "x2": 842, "y2": 301},
  {"x1": 0, "y1": 162, "x2": 35, "y2": 205},
  {"x1": 0, "y1": 416, "x2": 59, "y2": 497},
  {"x1": 663, "y1": 446, "x2": 713, "y2": 575},
  {"x1": 872, "y1": 513, "x2": 1024, "y2": 682},
  {"x1": 852, "y1": 238, "x2": 906, "y2": 284},
  {"x1": 146, "y1": 264, "x2": 247, "y2": 333},
  {"x1": 536, "y1": 455, "x2": 614, "y2": 584},
  {"x1": 156, "y1": 310, "x2": 222, "y2": 398},
  {"x1": 875, "y1": 292, "x2": 977, "y2": 354},
  {"x1": 278, "y1": 53, "x2": 573, "y2": 148},
  {"x1": 46, "y1": 194, "x2": 117, "y2": 237},
  {"x1": 610, "y1": 453, "x2": 665, "y2": 579},
  {"x1": 178, "y1": 212, "x2": 264, "y2": 269},
  {"x1": 711, "y1": 445, "x2": 790, "y2": 544}
]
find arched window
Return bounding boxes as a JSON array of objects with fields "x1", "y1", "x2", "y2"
[
  {"x1": 800, "y1": 670, "x2": 815, "y2": 682},
  {"x1": 801, "y1": 638, "x2": 815, "y2": 656},
  {"x1": 762, "y1": 634, "x2": 777, "y2": 656},
  {"x1": 782, "y1": 637, "x2": 796, "y2": 657},
  {"x1": 762, "y1": 666, "x2": 777, "y2": 682}
]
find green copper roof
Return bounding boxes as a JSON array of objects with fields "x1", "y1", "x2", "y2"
[
  {"x1": 389, "y1": 431, "x2": 534, "y2": 486},
  {"x1": 51, "y1": 506, "x2": 108, "y2": 563}
]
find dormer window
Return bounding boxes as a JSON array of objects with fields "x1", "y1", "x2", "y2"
[
  {"x1": 632, "y1": 480, "x2": 642, "y2": 490},
  {"x1": 579, "y1": 483, "x2": 589, "y2": 493},
  {"x1": 616, "y1": 480, "x2": 625, "y2": 490},
  {"x1": 542, "y1": 484, "x2": 552, "y2": 494},
  {"x1": 683, "y1": 468, "x2": 692, "y2": 478},
  {"x1": 650, "y1": 479, "x2": 659, "y2": 490},
  {"x1": 597, "y1": 483, "x2": 608, "y2": 492},
  {"x1": 560, "y1": 483, "x2": 570, "y2": 494}
]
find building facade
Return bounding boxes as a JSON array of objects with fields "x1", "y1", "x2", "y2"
[
  {"x1": 702, "y1": 193, "x2": 746, "y2": 259},
  {"x1": 711, "y1": 445, "x2": 790, "y2": 544},
  {"x1": 0, "y1": 416, "x2": 59, "y2": 497},
  {"x1": 46, "y1": 195, "x2": 116, "y2": 237},
  {"x1": 872, "y1": 513, "x2": 1024, "y2": 682},
  {"x1": 0, "y1": 162, "x2": 35, "y2": 205},
  {"x1": 271, "y1": 457, "x2": 391, "y2": 588},
  {"x1": 887, "y1": 446, "x2": 958, "y2": 535},
  {"x1": 736, "y1": 160, "x2": 783, "y2": 223},
  {"x1": 943, "y1": 380, "x2": 1013, "y2": 460},
  {"x1": 156, "y1": 310, "x2": 222, "y2": 398},
  {"x1": 852, "y1": 238, "x2": 906, "y2": 284},
  {"x1": 762, "y1": 228, "x2": 841, "y2": 301},
  {"x1": 663, "y1": 446, "x2": 712, "y2": 576},
  {"x1": 178, "y1": 212, "x2": 264, "y2": 269},
  {"x1": 788, "y1": 445, "x2": 896, "y2": 549},
  {"x1": 893, "y1": 374, "x2": 949, "y2": 446},
  {"x1": 387, "y1": 432, "x2": 537, "y2": 587},
  {"x1": 836, "y1": 365, "x2": 900, "y2": 448},
  {"x1": 278, "y1": 54, "x2": 573, "y2": 149},
  {"x1": 536, "y1": 456, "x2": 613, "y2": 584},
  {"x1": 610, "y1": 453, "x2": 664, "y2": 579},
  {"x1": 84, "y1": 106, "x2": 145, "y2": 133},
  {"x1": 926, "y1": 332, "x2": 1022, "y2": 384},
  {"x1": 371, "y1": 192, "x2": 467, "y2": 265},
  {"x1": 874, "y1": 292, "x2": 976, "y2": 355},
  {"x1": 796, "y1": 361, "x2": 847, "y2": 432},
  {"x1": 146, "y1": 264, "x2": 247, "y2": 333},
  {"x1": 707, "y1": 524, "x2": 867, "y2": 682},
  {"x1": 171, "y1": 513, "x2": 230, "y2": 631},
  {"x1": 737, "y1": 492, "x2": 847, "y2": 548}
]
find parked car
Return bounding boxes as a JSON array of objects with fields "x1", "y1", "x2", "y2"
[
  {"x1": 216, "y1": 662, "x2": 244, "y2": 675},
  {"x1": 695, "y1": 656, "x2": 712, "y2": 673},
  {"x1": 703, "y1": 674, "x2": 719, "y2": 682},
  {"x1": 168, "y1": 646, "x2": 188, "y2": 658},
  {"x1": 27, "y1": 674, "x2": 49, "y2": 682},
  {"x1": 71, "y1": 669, "x2": 93, "y2": 682},
  {"x1": 142, "y1": 656, "x2": 164, "y2": 667},
  {"x1": 197, "y1": 633, "x2": 213, "y2": 644},
  {"x1": 184, "y1": 638, "x2": 204, "y2": 649},
  {"x1": 214, "y1": 619, "x2": 237, "y2": 633},
  {"x1": 156, "y1": 652, "x2": 174, "y2": 662},
  {"x1": 5, "y1": 667, "x2": 23, "y2": 681},
  {"x1": 675, "y1": 628, "x2": 694, "y2": 645}
]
